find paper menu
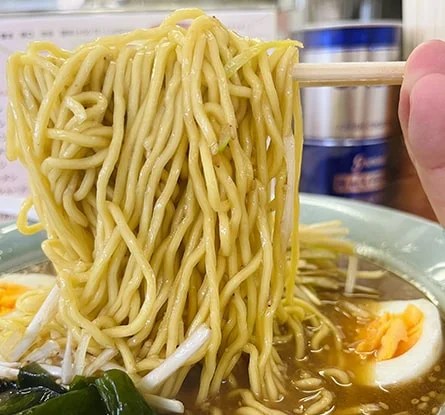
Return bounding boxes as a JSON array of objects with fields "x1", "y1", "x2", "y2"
[{"x1": 0, "y1": 8, "x2": 278, "y2": 222}]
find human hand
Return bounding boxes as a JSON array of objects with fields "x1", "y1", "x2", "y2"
[{"x1": 399, "y1": 40, "x2": 445, "y2": 225}]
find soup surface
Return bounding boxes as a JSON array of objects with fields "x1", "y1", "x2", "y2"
[
  {"x1": 178, "y1": 259, "x2": 445, "y2": 415},
  {"x1": 8, "y1": 258, "x2": 445, "y2": 415}
]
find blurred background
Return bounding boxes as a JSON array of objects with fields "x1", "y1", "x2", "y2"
[{"x1": 0, "y1": 0, "x2": 437, "y2": 222}]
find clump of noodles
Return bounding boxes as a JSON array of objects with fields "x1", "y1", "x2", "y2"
[{"x1": 3, "y1": 8, "x2": 356, "y2": 414}]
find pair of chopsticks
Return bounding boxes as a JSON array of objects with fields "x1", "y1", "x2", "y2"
[{"x1": 293, "y1": 61, "x2": 405, "y2": 87}]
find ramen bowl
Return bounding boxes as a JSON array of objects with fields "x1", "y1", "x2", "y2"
[{"x1": 1, "y1": 194, "x2": 445, "y2": 414}]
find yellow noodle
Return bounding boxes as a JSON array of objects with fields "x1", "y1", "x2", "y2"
[{"x1": 2, "y1": 8, "x2": 351, "y2": 414}]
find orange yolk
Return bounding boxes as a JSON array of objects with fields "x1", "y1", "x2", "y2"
[
  {"x1": 356, "y1": 304, "x2": 424, "y2": 361},
  {"x1": 0, "y1": 282, "x2": 30, "y2": 316}
]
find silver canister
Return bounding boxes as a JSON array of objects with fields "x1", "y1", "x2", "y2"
[
  {"x1": 298, "y1": 21, "x2": 401, "y2": 203},
  {"x1": 285, "y1": 0, "x2": 402, "y2": 204}
]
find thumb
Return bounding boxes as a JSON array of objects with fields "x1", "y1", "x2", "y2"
[{"x1": 399, "y1": 40, "x2": 445, "y2": 225}]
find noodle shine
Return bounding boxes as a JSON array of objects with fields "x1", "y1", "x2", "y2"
[{"x1": 3, "y1": 9, "x2": 350, "y2": 414}]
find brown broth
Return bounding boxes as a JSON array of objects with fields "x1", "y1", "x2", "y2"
[
  {"x1": 178, "y1": 259, "x2": 445, "y2": 415},
  {"x1": 9, "y1": 259, "x2": 445, "y2": 414}
]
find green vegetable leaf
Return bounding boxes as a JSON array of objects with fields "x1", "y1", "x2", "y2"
[
  {"x1": 16, "y1": 386, "x2": 106, "y2": 415},
  {"x1": 70, "y1": 375, "x2": 96, "y2": 391},
  {"x1": 0, "y1": 381, "x2": 16, "y2": 394},
  {"x1": 0, "y1": 387, "x2": 57, "y2": 415},
  {"x1": 225, "y1": 39, "x2": 302, "y2": 79},
  {"x1": 18, "y1": 363, "x2": 66, "y2": 395},
  {"x1": 95, "y1": 370, "x2": 157, "y2": 415}
]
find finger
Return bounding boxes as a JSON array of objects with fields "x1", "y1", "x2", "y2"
[
  {"x1": 399, "y1": 40, "x2": 445, "y2": 143},
  {"x1": 408, "y1": 74, "x2": 445, "y2": 170},
  {"x1": 399, "y1": 40, "x2": 445, "y2": 224}
]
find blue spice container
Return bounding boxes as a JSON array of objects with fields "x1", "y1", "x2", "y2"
[{"x1": 296, "y1": 22, "x2": 402, "y2": 203}]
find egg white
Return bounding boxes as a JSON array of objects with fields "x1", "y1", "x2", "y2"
[
  {"x1": 368, "y1": 299, "x2": 443, "y2": 387},
  {"x1": 0, "y1": 273, "x2": 56, "y2": 318},
  {"x1": 0, "y1": 273, "x2": 56, "y2": 290}
]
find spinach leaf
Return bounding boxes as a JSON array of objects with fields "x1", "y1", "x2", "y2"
[
  {"x1": 95, "y1": 370, "x2": 157, "y2": 415},
  {"x1": 16, "y1": 386, "x2": 106, "y2": 415},
  {"x1": 17, "y1": 363, "x2": 66, "y2": 394},
  {"x1": 0, "y1": 387, "x2": 57, "y2": 415}
]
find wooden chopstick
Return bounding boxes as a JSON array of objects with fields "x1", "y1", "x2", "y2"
[{"x1": 293, "y1": 61, "x2": 405, "y2": 87}]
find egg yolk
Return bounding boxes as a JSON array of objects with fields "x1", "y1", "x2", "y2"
[
  {"x1": 0, "y1": 282, "x2": 30, "y2": 316},
  {"x1": 356, "y1": 304, "x2": 424, "y2": 361}
]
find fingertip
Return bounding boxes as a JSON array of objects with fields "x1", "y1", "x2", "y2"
[
  {"x1": 399, "y1": 41, "x2": 445, "y2": 140},
  {"x1": 405, "y1": 40, "x2": 445, "y2": 73},
  {"x1": 406, "y1": 40, "x2": 445, "y2": 66},
  {"x1": 403, "y1": 40, "x2": 445, "y2": 93},
  {"x1": 407, "y1": 72, "x2": 445, "y2": 170}
]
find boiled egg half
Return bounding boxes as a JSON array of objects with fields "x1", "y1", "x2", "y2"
[
  {"x1": 355, "y1": 299, "x2": 442, "y2": 387},
  {"x1": 0, "y1": 274, "x2": 55, "y2": 316}
]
